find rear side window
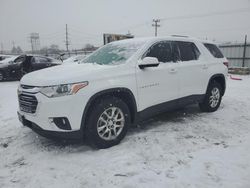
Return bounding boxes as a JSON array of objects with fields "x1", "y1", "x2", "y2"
[
  {"x1": 204, "y1": 43, "x2": 224, "y2": 58},
  {"x1": 176, "y1": 41, "x2": 200, "y2": 61},
  {"x1": 145, "y1": 41, "x2": 173, "y2": 63},
  {"x1": 35, "y1": 57, "x2": 49, "y2": 63}
]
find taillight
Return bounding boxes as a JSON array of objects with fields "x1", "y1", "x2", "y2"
[{"x1": 223, "y1": 62, "x2": 229, "y2": 67}]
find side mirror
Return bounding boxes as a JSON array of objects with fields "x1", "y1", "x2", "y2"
[{"x1": 139, "y1": 57, "x2": 160, "y2": 69}]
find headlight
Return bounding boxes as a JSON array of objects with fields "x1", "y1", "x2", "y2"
[{"x1": 40, "y1": 81, "x2": 88, "y2": 98}]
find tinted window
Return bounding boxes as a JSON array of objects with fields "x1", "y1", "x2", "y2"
[
  {"x1": 145, "y1": 41, "x2": 172, "y2": 63},
  {"x1": 176, "y1": 41, "x2": 200, "y2": 61},
  {"x1": 14, "y1": 56, "x2": 25, "y2": 63},
  {"x1": 31, "y1": 57, "x2": 35, "y2": 63},
  {"x1": 204, "y1": 43, "x2": 224, "y2": 58},
  {"x1": 35, "y1": 57, "x2": 49, "y2": 63}
]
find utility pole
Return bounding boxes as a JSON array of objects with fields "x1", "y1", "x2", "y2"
[
  {"x1": 0, "y1": 43, "x2": 3, "y2": 54},
  {"x1": 65, "y1": 24, "x2": 70, "y2": 52},
  {"x1": 12, "y1": 41, "x2": 15, "y2": 48},
  {"x1": 242, "y1": 34, "x2": 247, "y2": 67},
  {"x1": 29, "y1": 36, "x2": 34, "y2": 53},
  {"x1": 152, "y1": 19, "x2": 160, "y2": 37}
]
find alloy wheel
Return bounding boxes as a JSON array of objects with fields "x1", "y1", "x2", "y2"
[
  {"x1": 97, "y1": 107, "x2": 125, "y2": 141},
  {"x1": 209, "y1": 87, "x2": 220, "y2": 108}
]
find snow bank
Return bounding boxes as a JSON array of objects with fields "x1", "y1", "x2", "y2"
[{"x1": 0, "y1": 76, "x2": 250, "y2": 188}]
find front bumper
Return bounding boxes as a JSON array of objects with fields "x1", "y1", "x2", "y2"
[
  {"x1": 17, "y1": 86, "x2": 89, "y2": 132},
  {"x1": 18, "y1": 111, "x2": 82, "y2": 140}
]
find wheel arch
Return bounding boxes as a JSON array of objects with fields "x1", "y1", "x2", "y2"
[
  {"x1": 207, "y1": 74, "x2": 226, "y2": 96},
  {"x1": 80, "y1": 87, "x2": 138, "y2": 131}
]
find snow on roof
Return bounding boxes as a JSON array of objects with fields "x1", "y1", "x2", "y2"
[{"x1": 109, "y1": 35, "x2": 216, "y2": 46}]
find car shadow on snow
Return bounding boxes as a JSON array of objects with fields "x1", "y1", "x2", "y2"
[
  {"x1": 25, "y1": 131, "x2": 93, "y2": 152},
  {"x1": 22, "y1": 104, "x2": 202, "y2": 152},
  {"x1": 129, "y1": 104, "x2": 202, "y2": 134}
]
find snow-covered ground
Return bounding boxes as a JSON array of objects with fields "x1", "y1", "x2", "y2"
[{"x1": 0, "y1": 76, "x2": 250, "y2": 188}]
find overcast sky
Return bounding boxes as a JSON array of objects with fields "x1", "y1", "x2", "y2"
[{"x1": 0, "y1": 0, "x2": 250, "y2": 51}]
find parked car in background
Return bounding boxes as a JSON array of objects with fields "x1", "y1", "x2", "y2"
[
  {"x1": 0, "y1": 55, "x2": 61, "y2": 81},
  {"x1": 0, "y1": 55, "x2": 14, "y2": 62},
  {"x1": 62, "y1": 55, "x2": 86, "y2": 65}
]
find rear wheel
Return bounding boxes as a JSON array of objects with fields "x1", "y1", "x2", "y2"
[
  {"x1": 199, "y1": 81, "x2": 222, "y2": 112},
  {"x1": 85, "y1": 96, "x2": 131, "y2": 149},
  {"x1": 20, "y1": 67, "x2": 27, "y2": 77}
]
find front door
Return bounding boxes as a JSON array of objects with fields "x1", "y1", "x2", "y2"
[{"x1": 136, "y1": 41, "x2": 180, "y2": 111}]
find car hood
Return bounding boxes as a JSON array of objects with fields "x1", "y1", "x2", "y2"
[
  {"x1": 0, "y1": 56, "x2": 17, "y2": 65},
  {"x1": 20, "y1": 63, "x2": 120, "y2": 86},
  {"x1": 0, "y1": 63, "x2": 8, "y2": 68}
]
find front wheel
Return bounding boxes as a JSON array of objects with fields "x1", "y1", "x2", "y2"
[
  {"x1": 0, "y1": 71, "x2": 5, "y2": 81},
  {"x1": 85, "y1": 97, "x2": 131, "y2": 149},
  {"x1": 199, "y1": 81, "x2": 222, "y2": 112}
]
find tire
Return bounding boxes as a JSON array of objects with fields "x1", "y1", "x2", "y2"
[
  {"x1": 199, "y1": 81, "x2": 222, "y2": 112},
  {"x1": 0, "y1": 70, "x2": 5, "y2": 81},
  {"x1": 85, "y1": 96, "x2": 131, "y2": 149}
]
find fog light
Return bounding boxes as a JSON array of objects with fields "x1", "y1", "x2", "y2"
[{"x1": 49, "y1": 117, "x2": 71, "y2": 130}]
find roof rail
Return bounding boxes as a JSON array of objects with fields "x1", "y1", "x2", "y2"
[{"x1": 171, "y1": 35, "x2": 189, "y2": 38}]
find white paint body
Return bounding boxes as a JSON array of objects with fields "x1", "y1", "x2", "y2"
[{"x1": 18, "y1": 36, "x2": 228, "y2": 132}]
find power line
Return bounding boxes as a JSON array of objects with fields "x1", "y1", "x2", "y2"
[
  {"x1": 152, "y1": 19, "x2": 160, "y2": 37},
  {"x1": 113, "y1": 21, "x2": 151, "y2": 33},
  {"x1": 114, "y1": 7, "x2": 250, "y2": 34},
  {"x1": 41, "y1": 33, "x2": 65, "y2": 39},
  {"x1": 160, "y1": 7, "x2": 250, "y2": 22},
  {"x1": 40, "y1": 30, "x2": 64, "y2": 37}
]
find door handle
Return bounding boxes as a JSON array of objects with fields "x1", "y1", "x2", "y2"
[
  {"x1": 202, "y1": 65, "x2": 208, "y2": 69},
  {"x1": 169, "y1": 68, "x2": 177, "y2": 73}
]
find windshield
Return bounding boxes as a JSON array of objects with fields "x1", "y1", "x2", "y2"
[
  {"x1": 0, "y1": 56, "x2": 17, "y2": 64},
  {"x1": 81, "y1": 40, "x2": 145, "y2": 65}
]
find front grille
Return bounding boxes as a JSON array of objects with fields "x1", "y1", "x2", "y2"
[
  {"x1": 20, "y1": 85, "x2": 36, "y2": 89},
  {"x1": 18, "y1": 93, "x2": 38, "y2": 114}
]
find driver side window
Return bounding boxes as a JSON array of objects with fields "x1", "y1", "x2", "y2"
[
  {"x1": 145, "y1": 41, "x2": 172, "y2": 63},
  {"x1": 14, "y1": 56, "x2": 25, "y2": 63}
]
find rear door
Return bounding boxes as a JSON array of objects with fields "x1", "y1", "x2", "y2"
[
  {"x1": 203, "y1": 43, "x2": 228, "y2": 77},
  {"x1": 31, "y1": 56, "x2": 52, "y2": 71},
  {"x1": 175, "y1": 41, "x2": 209, "y2": 98}
]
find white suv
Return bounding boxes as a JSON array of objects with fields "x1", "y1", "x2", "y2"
[{"x1": 17, "y1": 36, "x2": 228, "y2": 148}]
